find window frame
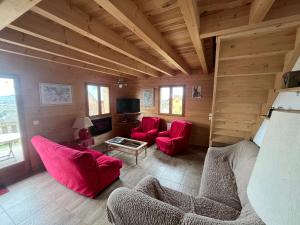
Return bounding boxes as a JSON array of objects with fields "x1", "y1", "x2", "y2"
[
  {"x1": 158, "y1": 85, "x2": 185, "y2": 117},
  {"x1": 85, "y1": 83, "x2": 111, "y2": 118}
]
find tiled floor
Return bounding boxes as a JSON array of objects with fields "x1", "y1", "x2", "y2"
[{"x1": 0, "y1": 145, "x2": 207, "y2": 225}]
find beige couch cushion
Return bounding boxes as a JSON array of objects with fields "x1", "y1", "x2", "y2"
[{"x1": 228, "y1": 140, "x2": 259, "y2": 207}]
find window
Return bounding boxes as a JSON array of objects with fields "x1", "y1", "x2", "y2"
[
  {"x1": 87, "y1": 84, "x2": 110, "y2": 117},
  {"x1": 159, "y1": 86, "x2": 184, "y2": 116}
]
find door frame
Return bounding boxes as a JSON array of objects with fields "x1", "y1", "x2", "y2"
[{"x1": 0, "y1": 73, "x2": 31, "y2": 185}]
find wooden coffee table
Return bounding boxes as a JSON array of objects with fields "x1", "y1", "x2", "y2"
[{"x1": 105, "y1": 137, "x2": 147, "y2": 165}]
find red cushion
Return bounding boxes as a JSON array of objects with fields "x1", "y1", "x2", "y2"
[
  {"x1": 31, "y1": 135, "x2": 122, "y2": 198},
  {"x1": 131, "y1": 132, "x2": 147, "y2": 140}
]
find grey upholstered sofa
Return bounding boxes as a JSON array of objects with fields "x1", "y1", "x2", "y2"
[{"x1": 106, "y1": 140, "x2": 265, "y2": 225}]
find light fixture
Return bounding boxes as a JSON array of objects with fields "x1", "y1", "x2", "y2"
[
  {"x1": 247, "y1": 111, "x2": 300, "y2": 225},
  {"x1": 115, "y1": 77, "x2": 128, "y2": 88}
]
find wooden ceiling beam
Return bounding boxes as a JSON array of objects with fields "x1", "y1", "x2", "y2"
[
  {"x1": 94, "y1": 0, "x2": 191, "y2": 75},
  {"x1": 0, "y1": 0, "x2": 42, "y2": 31},
  {"x1": 9, "y1": 12, "x2": 159, "y2": 77},
  {"x1": 0, "y1": 28, "x2": 145, "y2": 78},
  {"x1": 32, "y1": 0, "x2": 173, "y2": 77},
  {"x1": 0, "y1": 41, "x2": 134, "y2": 78},
  {"x1": 200, "y1": 14, "x2": 300, "y2": 39},
  {"x1": 249, "y1": 0, "x2": 276, "y2": 24},
  {"x1": 283, "y1": 27, "x2": 300, "y2": 73},
  {"x1": 178, "y1": 0, "x2": 208, "y2": 74}
]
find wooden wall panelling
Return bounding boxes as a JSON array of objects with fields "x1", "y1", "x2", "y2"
[
  {"x1": 218, "y1": 55, "x2": 284, "y2": 76},
  {"x1": 130, "y1": 72, "x2": 214, "y2": 147},
  {"x1": 0, "y1": 52, "x2": 131, "y2": 171},
  {"x1": 208, "y1": 25, "x2": 299, "y2": 146}
]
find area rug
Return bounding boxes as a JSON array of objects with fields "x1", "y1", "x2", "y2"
[{"x1": 0, "y1": 184, "x2": 9, "y2": 196}]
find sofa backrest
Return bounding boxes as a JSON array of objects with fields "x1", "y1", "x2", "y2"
[
  {"x1": 31, "y1": 135, "x2": 99, "y2": 186},
  {"x1": 141, "y1": 117, "x2": 160, "y2": 132},
  {"x1": 228, "y1": 140, "x2": 259, "y2": 208},
  {"x1": 169, "y1": 120, "x2": 192, "y2": 139}
]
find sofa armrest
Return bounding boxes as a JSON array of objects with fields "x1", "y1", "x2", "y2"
[
  {"x1": 199, "y1": 145, "x2": 241, "y2": 211},
  {"x1": 132, "y1": 125, "x2": 141, "y2": 133},
  {"x1": 158, "y1": 130, "x2": 170, "y2": 137},
  {"x1": 147, "y1": 128, "x2": 158, "y2": 137},
  {"x1": 107, "y1": 187, "x2": 184, "y2": 225},
  {"x1": 181, "y1": 213, "x2": 236, "y2": 225}
]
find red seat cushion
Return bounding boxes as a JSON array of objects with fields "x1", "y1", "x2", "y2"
[{"x1": 131, "y1": 132, "x2": 148, "y2": 141}]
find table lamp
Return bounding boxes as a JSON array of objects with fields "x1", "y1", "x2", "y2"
[
  {"x1": 247, "y1": 111, "x2": 300, "y2": 225},
  {"x1": 72, "y1": 117, "x2": 93, "y2": 140}
]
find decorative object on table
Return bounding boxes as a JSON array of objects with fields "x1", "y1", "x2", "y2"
[
  {"x1": 72, "y1": 117, "x2": 93, "y2": 140},
  {"x1": 283, "y1": 70, "x2": 300, "y2": 88},
  {"x1": 141, "y1": 88, "x2": 154, "y2": 107},
  {"x1": 248, "y1": 111, "x2": 300, "y2": 225},
  {"x1": 115, "y1": 77, "x2": 127, "y2": 88},
  {"x1": 39, "y1": 83, "x2": 72, "y2": 105},
  {"x1": 192, "y1": 85, "x2": 202, "y2": 98}
]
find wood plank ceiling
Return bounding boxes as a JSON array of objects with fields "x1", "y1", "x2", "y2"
[{"x1": 0, "y1": 0, "x2": 299, "y2": 79}]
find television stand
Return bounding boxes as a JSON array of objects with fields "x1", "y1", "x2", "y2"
[{"x1": 116, "y1": 113, "x2": 141, "y2": 137}]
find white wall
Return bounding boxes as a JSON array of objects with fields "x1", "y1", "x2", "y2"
[{"x1": 253, "y1": 60, "x2": 300, "y2": 146}]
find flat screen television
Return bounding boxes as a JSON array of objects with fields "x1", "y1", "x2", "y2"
[{"x1": 117, "y1": 98, "x2": 140, "y2": 113}]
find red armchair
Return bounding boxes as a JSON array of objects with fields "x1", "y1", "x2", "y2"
[
  {"x1": 131, "y1": 117, "x2": 160, "y2": 146},
  {"x1": 31, "y1": 135, "x2": 122, "y2": 198},
  {"x1": 156, "y1": 120, "x2": 192, "y2": 156}
]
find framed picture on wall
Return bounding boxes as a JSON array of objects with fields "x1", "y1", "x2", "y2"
[
  {"x1": 39, "y1": 83, "x2": 72, "y2": 105},
  {"x1": 141, "y1": 88, "x2": 154, "y2": 107},
  {"x1": 192, "y1": 85, "x2": 202, "y2": 99}
]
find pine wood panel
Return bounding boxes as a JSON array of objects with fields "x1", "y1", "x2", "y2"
[
  {"x1": 130, "y1": 72, "x2": 214, "y2": 147},
  {"x1": 209, "y1": 24, "x2": 299, "y2": 146},
  {"x1": 218, "y1": 55, "x2": 284, "y2": 75},
  {"x1": 0, "y1": 52, "x2": 134, "y2": 171}
]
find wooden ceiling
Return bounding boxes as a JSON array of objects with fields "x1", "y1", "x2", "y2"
[{"x1": 0, "y1": 0, "x2": 299, "y2": 79}]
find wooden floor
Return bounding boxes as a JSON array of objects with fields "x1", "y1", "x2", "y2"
[{"x1": 0, "y1": 145, "x2": 206, "y2": 225}]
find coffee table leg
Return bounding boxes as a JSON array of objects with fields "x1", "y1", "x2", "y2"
[
  {"x1": 135, "y1": 151, "x2": 138, "y2": 165},
  {"x1": 145, "y1": 146, "x2": 147, "y2": 157}
]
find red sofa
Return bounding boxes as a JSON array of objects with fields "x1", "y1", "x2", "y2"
[
  {"x1": 156, "y1": 120, "x2": 192, "y2": 156},
  {"x1": 31, "y1": 135, "x2": 122, "y2": 198},
  {"x1": 131, "y1": 117, "x2": 160, "y2": 146}
]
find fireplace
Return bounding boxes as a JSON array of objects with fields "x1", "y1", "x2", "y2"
[{"x1": 90, "y1": 117, "x2": 112, "y2": 136}]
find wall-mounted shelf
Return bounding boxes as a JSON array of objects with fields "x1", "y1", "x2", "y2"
[{"x1": 275, "y1": 87, "x2": 300, "y2": 93}]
